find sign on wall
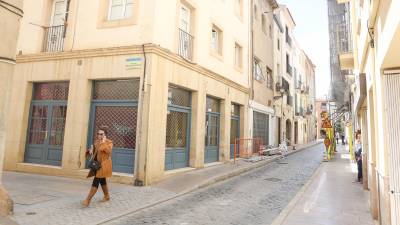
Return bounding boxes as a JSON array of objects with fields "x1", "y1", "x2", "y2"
[{"x1": 125, "y1": 57, "x2": 143, "y2": 70}]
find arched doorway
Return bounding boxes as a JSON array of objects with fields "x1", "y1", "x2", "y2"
[{"x1": 286, "y1": 119, "x2": 292, "y2": 145}]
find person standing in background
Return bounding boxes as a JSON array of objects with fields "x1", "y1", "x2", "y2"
[{"x1": 354, "y1": 132, "x2": 363, "y2": 183}]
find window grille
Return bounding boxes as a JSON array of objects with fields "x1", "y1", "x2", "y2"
[
  {"x1": 93, "y1": 79, "x2": 140, "y2": 100},
  {"x1": 33, "y1": 82, "x2": 69, "y2": 100}
]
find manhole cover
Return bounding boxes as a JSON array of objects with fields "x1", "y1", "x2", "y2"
[{"x1": 264, "y1": 177, "x2": 282, "y2": 182}]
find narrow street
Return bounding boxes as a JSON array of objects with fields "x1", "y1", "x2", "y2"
[{"x1": 104, "y1": 144, "x2": 324, "y2": 225}]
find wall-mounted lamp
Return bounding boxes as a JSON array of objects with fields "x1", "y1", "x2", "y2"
[{"x1": 367, "y1": 24, "x2": 375, "y2": 48}]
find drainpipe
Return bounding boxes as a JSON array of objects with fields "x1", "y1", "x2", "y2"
[
  {"x1": 134, "y1": 44, "x2": 148, "y2": 186},
  {"x1": 248, "y1": 0, "x2": 254, "y2": 139}
]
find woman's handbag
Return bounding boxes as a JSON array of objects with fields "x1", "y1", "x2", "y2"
[{"x1": 88, "y1": 150, "x2": 101, "y2": 172}]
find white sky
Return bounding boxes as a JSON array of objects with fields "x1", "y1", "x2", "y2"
[{"x1": 279, "y1": 0, "x2": 331, "y2": 99}]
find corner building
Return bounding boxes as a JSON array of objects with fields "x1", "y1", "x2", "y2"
[{"x1": 5, "y1": 0, "x2": 250, "y2": 185}]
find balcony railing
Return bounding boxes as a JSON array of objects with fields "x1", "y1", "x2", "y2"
[
  {"x1": 286, "y1": 34, "x2": 292, "y2": 47},
  {"x1": 286, "y1": 64, "x2": 292, "y2": 76},
  {"x1": 287, "y1": 95, "x2": 293, "y2": 106},
  {"x1": 178, "y1": 29, "x2": 194, "y2": 61},
  {"x1": 42, "y1": 25, "x2": 65, "y2": 52}
]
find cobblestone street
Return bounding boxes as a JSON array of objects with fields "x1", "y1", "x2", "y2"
[{"x1": 104, "y1": 144, "x2": 324, "y2": 225}]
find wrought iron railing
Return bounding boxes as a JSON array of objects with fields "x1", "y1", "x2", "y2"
[
  {"x1": 42, "y1": 25, "x2": 65, "y2": 52},
  {"x1": 286, "y1": 63, "x2": 292, "y2": 76},
  {"x1": 286, "y1": 34, "x2": 292, "y2": 47},
  {"x1": 178, "y1": 29, "x2": 194, "y2": 61}
]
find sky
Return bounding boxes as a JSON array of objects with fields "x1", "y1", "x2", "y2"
[{"x1": 279, "y1": 0, "x2": 330, "y2": 99}]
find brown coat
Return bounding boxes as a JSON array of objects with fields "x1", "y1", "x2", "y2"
[{"x1": 87, "y1": 139, "x2": 113, "y2": 178}]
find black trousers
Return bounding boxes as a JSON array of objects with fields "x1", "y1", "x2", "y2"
[
  {"x1": 92, "y1": 177, "x2": 107, "y2": 188},
  {"x1": 357, "y1": 159, "x2": 363, "y2": 181}
]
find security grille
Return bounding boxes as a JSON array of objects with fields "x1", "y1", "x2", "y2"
[
  {"x1": 49, "y1": 105, "x2": 67, "y2": 146},
  {"x1": 230, "y1": 119, "x2": 239, "y2": 145},
  {"x1": 93, "y1": 106, "x2": 136, "y2": 149},
  {"x1": 168, "y1": 86, "x2": 191, "y2": 107},
  {"x1": 231, "y1": 104, "x2": 240, "y2": 117},
  {"x1": 206, "y1": 115, "x2": 219, "y2": 146},
  {"x1": 93, "y1": 79, "x2": 140, "y2": 100},
  {"x1": 206, "y1": 97, "x2": 220, "y2": 113},
  {"x1": 90, "y1": 79, "x2": 139, "y2": 173},
  {"x1": 28, "y1": 105, "x2": 48, "y2": 145},
  {"x1": 253, "y1": 111, "x2": 269, "y2": 145},
  {"x1": 166, "y1": 111, "x2": 188, "y2": 148},
  {"x1": 33, "y1": 82, "x2": 69, "y2": 100}
]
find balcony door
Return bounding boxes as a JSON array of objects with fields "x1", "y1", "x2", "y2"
[
  {"x1": 178, "y1": 5, "x2": 193, "y2": 60},
  {"x1": 51, "y1": 0, "x2": 66, "y2": 26},
  {"x1": 44, "y1": 0, "x2": 66, "y2": 52}
]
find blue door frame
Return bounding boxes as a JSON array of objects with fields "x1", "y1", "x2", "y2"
[
  {"x1": 205, "y1": 112, "x2": 220, "y2": 163},
  {"x1": 25, "y1": 100, "x2": 67, "y2": 166},
  {"x1": 230, "y1": 115, "x2": 240, "y2": 159},
  {"x1": 165, "y1": 105, "x2": 191, "y2": 170},
  {"x1": 88, "y1": 101, "x2": 137, "y2": 174}
]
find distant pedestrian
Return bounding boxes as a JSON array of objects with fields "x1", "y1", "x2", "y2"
[
  {"x1": 335, "y1": 132, "x2": 340, "y2": 144},
  {"x1": 341, "y1": 134, "x2": 345, "y2": 145},
  {"x1": 82, "y1": 126, "x2": 113, "y2": 207},
  {"x1": 354, "y1": 132, "x2": 362, "y2": 183}
]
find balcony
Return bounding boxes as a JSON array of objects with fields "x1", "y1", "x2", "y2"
[
  {"x1": 287, "y1": 95, "x2": 293, "y2": 106},
  {"x1": 42, "y1": 25, "x2": 65, "y2": 52},
  {"x1": 286, "y1": 64, "x2": 292, "y2": 76},
  {"x1": 178, "y1": 29, "x2": 194, "y2": 61},
  {"x1": 286, "y1": 34, "x2": 292, "y2": 47},
  {"x1": 339, "y1": 51, "x2": 354, "y2": 70},
  {"x1": 305, "y1": 86, "x2": 310, "y2": 94},
  {"x1": 306, "y1": 106, "x2": 313, "y2": 115},
  {"x1": 295, "y1": 81, "x2": 302, "y2": 90}
]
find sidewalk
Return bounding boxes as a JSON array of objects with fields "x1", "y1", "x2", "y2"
[
  {"x1": 272, "y1": 144, "x2": 376, "y2": 225},
  {"x1": 2, "y1": 141, "x2": 320, "y2": 225}
]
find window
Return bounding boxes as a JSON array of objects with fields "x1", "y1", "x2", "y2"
[
  {"x1": 253, "y1": 111, "x2": 269, "y2": 145},
  {"x1": 108, "y1": 0, "x2": 133, "y2": 20},
  {"x1": 234, "y1": 43, "x2": 242, "y2": 68},
  {"x1": 277, "y1": 63, "x2": 280, "y2": 76},
  {"x1": 266, "y1": 67, "x2": 273, "y2": 89},
  {"x1": 180, "y1": 5, "x2": 191, "y2": 32},
  {"x1": 234, "y1": 0, "x2": 242, "y2": 18},
  {"x1": 178, "y1": 5, "x2": 193, "y2": 60},
  {"x1": 253, "y1": 58, "x2": 264, "y2": 81},
  {"x1": 254, "y1": 4, "x2": 258, "y2": 20},
  {"x1": 269, "y1": 25, "x2": 272, "y2": 38},
  {"x1": 277, "y1": 38, "x2": 280, "y2": 50},
  {"x1": 262, "y1": 15, "x2": 267, "y2": 34},
  {"x1": 211, "y1": 25, "x2": 222, "y2": 55}
]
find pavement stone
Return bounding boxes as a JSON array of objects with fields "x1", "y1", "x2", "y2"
[
  {"x1": 274, "y1": 144, "x2": 376, "y2": 225},
  {"x1": 104, "y1": 144, "x2": 324, "y2": 225},
  {"x1": 2, "y1": 141, "x2": 321, "y2": 225}
]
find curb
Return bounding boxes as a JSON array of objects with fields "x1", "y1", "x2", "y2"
[{"x1": 97, "y1": 141, "x2": 323, "y2": 224}]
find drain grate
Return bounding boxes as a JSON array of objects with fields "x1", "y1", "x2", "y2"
[
  {"x1": 276, "y1": 161, "x2": 288, "y2": 164},
  {"x1": 264, "y1": 177, "x2": 282, "y2": 182}
]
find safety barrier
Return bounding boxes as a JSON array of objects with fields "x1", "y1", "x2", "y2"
[{"x1": 233, "y1": 138, "x2": 263, "y2": 163}]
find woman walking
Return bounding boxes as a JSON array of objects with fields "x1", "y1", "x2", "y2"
[
  {"x1": 82, "y1": 126, "x2": 113, "y2": 207},
  {"x1": 354, "y1": 132, "x2": 363, "y2": 183}
]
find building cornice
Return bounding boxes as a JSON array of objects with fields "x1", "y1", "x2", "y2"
[{"x1": 16, "y1": 44, "x2": 250, "y2": 94}]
